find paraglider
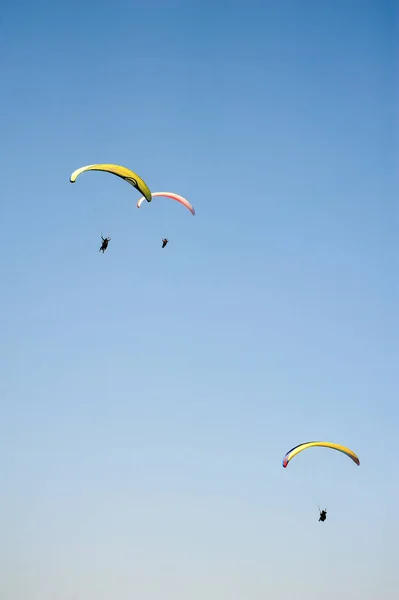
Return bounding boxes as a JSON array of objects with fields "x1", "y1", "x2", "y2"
[
  {"x1": 70, "y1": 164, "x2": 152, "y2": 203},
  {"x1": 319, "y1": 509, "x2": 327, "y2": 522},
  {"x1": 162, "y1": 238, "x2": 168, "y2": 248},
  {"x1": 282, "y1": 441, "x2": 360, "y2": 468},
  {"x1": 99, "y1": 236, "x2": 110, "y2": 253},
  {"x1": 136, "y1": 192, "x2": 195, "y2": 215}
]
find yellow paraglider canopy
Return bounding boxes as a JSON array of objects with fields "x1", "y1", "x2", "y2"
[
  {"x1": 70, "y1": 164, "x2": 152, "y2": 203},
  {"x1": 282, "y1": 441, "x2": 360, "y2": 468}
]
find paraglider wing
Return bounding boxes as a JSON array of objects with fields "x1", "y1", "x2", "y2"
[
  {"x1": 282, "y1": 441, "x2": 360, "y2": 468},
  {"x1": 136, "y1": 192, "x2": 195, "y2": 215},
  {"x1": 69, "y1": 164, "x2": 152, "y2": 202}
]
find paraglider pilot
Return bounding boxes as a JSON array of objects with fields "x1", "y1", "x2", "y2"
[
  {"x1": 162, "y1": 238, "x2": 168, "y2": 248},
  {"x1": 99, "y1": 236, "x2": 111, "y2": 253},
  {"x1": 319, "y1": 509, "x2": 327, "y2": 522}
]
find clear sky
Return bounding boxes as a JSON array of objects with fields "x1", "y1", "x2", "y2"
[{"x1": 0, "y1": 1, "x2": 397, "y2": 598}]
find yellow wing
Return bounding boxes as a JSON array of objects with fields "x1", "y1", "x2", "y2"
[
  {"x1": 70, "y1": 164, "x2": 152, "y2": 202},
  {"x1": 282, "y1": 441, "x2": 360, "y2": 467}
]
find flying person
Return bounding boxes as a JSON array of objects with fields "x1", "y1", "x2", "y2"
[
  {"x1": 319, "y1": 509, "x2": 327, "y2": 522},
  {"x1": 162, "y1": 238, "x2": 168, "y2": 248},
  {"x1": 99, "y1": 236, "x2": 111, "y2": 253}
]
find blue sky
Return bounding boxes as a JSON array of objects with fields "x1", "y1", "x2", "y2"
[{"x1": 0, "y1": 0, "x2": 397, "y2": 598}]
